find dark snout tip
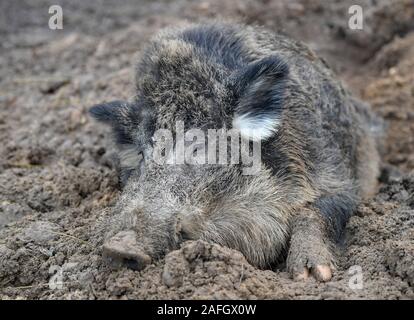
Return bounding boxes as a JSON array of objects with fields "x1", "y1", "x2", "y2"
[{"x1": 102, "y1": 230, "x2": 152, "y2": 271}]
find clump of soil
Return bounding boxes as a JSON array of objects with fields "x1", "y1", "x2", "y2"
[{"x1": 0, "y1": 0, "x2": 413, "y2": 299}]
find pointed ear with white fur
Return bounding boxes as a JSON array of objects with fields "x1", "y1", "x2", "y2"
[{"x1": 232, "y1": 56, "x2": 289, "y2": 141}]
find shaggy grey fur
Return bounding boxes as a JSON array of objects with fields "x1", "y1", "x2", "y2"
[{"x1": 90, "y1": 23, "x2": 382, "y2": 279}]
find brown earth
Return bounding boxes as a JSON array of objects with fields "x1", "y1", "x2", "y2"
[{"x1": 0, "y1": 0, "x2": 413, "y2": 299}]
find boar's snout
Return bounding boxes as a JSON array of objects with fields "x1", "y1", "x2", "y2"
[{"x1": 102, "y1": 230, "x2": 152, "y2": 271}]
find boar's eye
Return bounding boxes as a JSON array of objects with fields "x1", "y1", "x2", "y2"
[
  {"x1": 118, "y1": 148, "x2": 144, "y2": 187},
  {"x1": 231, "y1": 55, "x2": 289, "y2": 141}
]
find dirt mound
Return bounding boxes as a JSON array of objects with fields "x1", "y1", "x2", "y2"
[
  {"x1": 363, "y1": 33, "x2": 414, "y2": 171},
  {"x1": 1, "y1": 0, "x2": 414, "y2": 299}
]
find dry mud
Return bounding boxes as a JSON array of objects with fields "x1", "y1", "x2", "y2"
[{"x1": 0, "y1": 0, "x2": 413, "y2": 299}]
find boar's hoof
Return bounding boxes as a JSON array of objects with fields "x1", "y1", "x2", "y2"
[
  {"x1": 103, "y1": 230, "x2": 151, "y2": 271},
  {"x1": 312, "y1": 265, "x2": 332, "y2": 282},
  {"x1": 287, "y1": 231, "x2": 334, "y2": 282},
  {"x1": 293, "y1": 265, "x2": 332, "y2": 282}
]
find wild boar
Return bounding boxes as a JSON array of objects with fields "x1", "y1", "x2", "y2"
[{"x1": 90, "y1": 23, "x2": 383, "y2": 281}]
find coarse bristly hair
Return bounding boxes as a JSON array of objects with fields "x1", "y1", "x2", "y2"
[{"x1": 90, "y1": 22, "x2": 383, "y2": 277}]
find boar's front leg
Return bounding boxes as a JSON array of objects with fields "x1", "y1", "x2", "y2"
[{"x1": 286, "y1": 194, "x2": 356, "y2": 281}]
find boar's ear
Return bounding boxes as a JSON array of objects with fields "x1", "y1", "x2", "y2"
[
  {"x1": 89, "y1": 100, "x2": 126, "y2": 122},
  {"x1": 89, "y1": 100, "x2": 139, "y2": 146},
  {"x1": 90, "y1": 100, "x2": 148, "y2": 186},
  {"x1": 232, "y1": 55, "x2": 289, "y2": 141}
]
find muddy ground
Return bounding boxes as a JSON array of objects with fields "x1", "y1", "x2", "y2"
[{"x1": 0, "y1": 0, "x2": 413, "y2": 299}]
